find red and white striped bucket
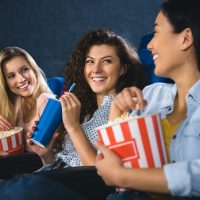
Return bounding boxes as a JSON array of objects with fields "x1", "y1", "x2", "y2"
[
  {"x1": 0, "y1": 127, "x2": 24, "y2": 155},
  {"x1": 97, "y1": 114, "x2": 167, "y2": 168}
]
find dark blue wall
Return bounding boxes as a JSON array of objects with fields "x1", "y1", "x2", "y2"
[{"x1": 0, "y1": 0, "x2": 165, "y2": 78}]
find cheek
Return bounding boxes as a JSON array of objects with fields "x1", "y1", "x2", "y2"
[
  {"x1": 30, "y1": 71, "x2": 37, "y2": 82},
  {"x1": 84, "y1": 67, "x2": 90, "y2": 81},
  {"x1": 6, "y1": 79, "x2": 15, "y2": 90}
]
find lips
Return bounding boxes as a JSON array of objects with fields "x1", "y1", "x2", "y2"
[
  {"x1": 91, "y1": 77, "x2": 107, "y2": 82},
  {"x1": 17, "y1": 82, "x2": 29, "y2": 90},
  {"x1": 153, "y1": 54, "x2": 159, "y2": 61}
]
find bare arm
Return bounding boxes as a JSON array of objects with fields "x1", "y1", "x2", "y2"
[
  {"x1": 27, "y1": 131, "x2": 60, "y2": 165},
  {"x1": 60, "y1": 92, "x2": 96, "y2": 166},
  {"x1": 109, "y1": 87, "x2": 147, "y2": 121},
  {"x1": 95, "y1": 141, "x2": 169, "y2": 193}
]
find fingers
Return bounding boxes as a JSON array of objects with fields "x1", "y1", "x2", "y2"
[
  {"x1": 95, "y1": 141, "x2": 111, "y2": 157},
  {"x1": 114, "y1": 87, "x2": 147, "y2": 112},
  {"x1": 130, "y1": 88, "x2": 147, "y2": 110},
  {"x1": 0, "y1": 116, "x2": 12, "y2": 131},
  {"x1": 60, "y1": 92, "x2": 81, "y2": 110},
  {"x1": 27, "y1": 131, "x2": 33, "y2": 138},
  {"x1": 0, "y1": 151, "x2": 9, "y2": 156},
  {"x1": 115, "y1": 88, "x2": 135, "y2": 111},
  {"x1": 47, "y1": 132, "x2": 60, "y2": 149},
  {"x1": 95, "y1": 153, "x2": 104, "y2": 162}
]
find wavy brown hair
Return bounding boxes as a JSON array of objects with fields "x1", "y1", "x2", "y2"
[{"x1": 64, "y1": 29, "x2": 144, "y2": 123}]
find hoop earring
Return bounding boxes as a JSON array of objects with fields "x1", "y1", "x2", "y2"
[{"x1": 121, "y1": 64, "x2": 127, "y2": 76}]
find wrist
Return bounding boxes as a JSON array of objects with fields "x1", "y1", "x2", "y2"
[
  {"x1": 109, "y1": 101, "x2": 123, "y2": 121},
  {"x1": 41, "y1": 152, "x2": 55, "y2": 165},
  {"x1": 114, "y1": 166, "x2": 129, "y2": 187},
  {"x1": 65, "y1": 123, "x2": 81, "y2": 134}
]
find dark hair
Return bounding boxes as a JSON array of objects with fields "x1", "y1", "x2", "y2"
[
  {"x1": 64, "y1": 29, "x2": 144, "y2": 123},
  {"x1": 161, "y1": 0, "x2": 200, "y2": 70}
]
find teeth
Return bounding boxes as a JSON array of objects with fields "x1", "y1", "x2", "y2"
[
  {"x1": 18, "y1": 83, "x2": 28, "y2": 89},
  {"x1": 92, "y1": 77, "x2": 106, "y2": 82},
  {"x1": 153, "y1": 55, "x2": 159, "y2": 61}
]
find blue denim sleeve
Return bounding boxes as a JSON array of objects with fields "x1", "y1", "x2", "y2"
[{"x1": 164, "y1": 159, "x2": 200, "y2": 197}]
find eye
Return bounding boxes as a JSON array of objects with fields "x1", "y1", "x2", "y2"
[
  {"x1": 85, "y1": 59, "x2": 94, "y2": 64},
  {"x1": 21, "y1": 67, "x2": 29, "y2": 74},
  {"x1": 7, "y1": 73, "x2": 15, "y2": 79},
  {"x1": 153, "y1": 29, "x2": 158, "y2": 35},
  {"x1": 102, "y1": 59, "x2": 112, "y2": 64}
]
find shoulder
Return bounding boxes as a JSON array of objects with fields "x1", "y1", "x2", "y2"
[
  {"x1": 143, "y1": 83, "x2": 174, "y2": 99},
  {"x1": 37, "y1": 93, "x2": 56, "y2": 116},
  {"x1": 37, "y1": 93, "x2": 56, "y2": 104},
  {"x1": 101, "y1": 93, "x2": 116, "y2": 108}
]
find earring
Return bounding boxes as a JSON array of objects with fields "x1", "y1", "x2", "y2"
[{"x1": 121, "y1": 64, "x2": 127, "y2": 75}]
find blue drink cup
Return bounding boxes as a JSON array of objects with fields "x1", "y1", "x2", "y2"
[{"x1": 31, "y1": 98, "x2": 62, "y2": 148}]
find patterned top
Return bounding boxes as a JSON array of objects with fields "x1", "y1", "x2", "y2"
[{"x1": 55, "y1": 93, "x2": 115, "y2": 167}]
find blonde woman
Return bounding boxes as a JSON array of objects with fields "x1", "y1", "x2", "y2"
[{"x1": 0, "y1": 47, "x2": 54, "y2": 155}]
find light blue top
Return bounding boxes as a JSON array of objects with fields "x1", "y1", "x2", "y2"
[{"x1": 130, "y1": 80, "x2": 200, "y2": 197}]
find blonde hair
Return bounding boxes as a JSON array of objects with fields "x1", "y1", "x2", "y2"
[{"x1": 0, "y1": 47, "x2": 52, "y2": 126}]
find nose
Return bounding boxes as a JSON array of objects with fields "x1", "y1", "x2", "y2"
[
  {"x1": 16, "y1": 73, "x2": 25, "y2": 82},
  {"x1": 92, "y1": 62, "x2": 102, "y2": 73},
  {"x1": 147, "y1": 38, "x2": 153, "y2": 52}
]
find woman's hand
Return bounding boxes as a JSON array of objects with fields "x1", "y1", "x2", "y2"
[
  {"x1": 60, "y1": 92, "x2": 81, "y2": 133},
  {"x1": 0, "y1": 151, "x2": 9, "y2": 157},
  {"x1": 0, "y1": 115, "x2": 12, "y2": 131},
  {"x1": 109, "y1": 87, "x2": 147, "y2": 120},
  {"x1": 95, "y1": 141, "x2": 124, "y2": 186},
  {"x1": 27, "y1": 130, "x2": 60, "y2": 165}
]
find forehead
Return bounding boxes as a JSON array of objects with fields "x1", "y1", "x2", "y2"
[
  {"x1": 4, "y1": 56, "x2": 30, "y2": 73},
  {"x1": 87, "y1": 44, "x2": 117, "y2": 57},
  {"x1": 154, "y1": 11, "x2": 174, "y2": 31}
]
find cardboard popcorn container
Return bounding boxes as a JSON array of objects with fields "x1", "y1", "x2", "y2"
[
  {"x1": 0, "y1": 127, "x2": 24, "y2": 155},
  {"x1": 96, "y1": 114, "x2": 167, "y2": 168}
]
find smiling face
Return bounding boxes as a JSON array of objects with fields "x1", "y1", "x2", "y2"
[
  {"x1": 3, "y1": 56, "x2": 37, "y2": 97},
  {"x1": 147, "y1": 11, "x2": 184, "y2": 79},
  {"x1": 84, "y1": 44, "x2": 123, "y2": 99}
]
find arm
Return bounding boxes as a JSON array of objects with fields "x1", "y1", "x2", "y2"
[
  {"x1": 27, "y1": 131, "x2": 60, "y2": 165},
  {"x1": 95, "y1": 141, "x2": 169, "y2": 193},
  {"x1": 164, "y1": 160, "x2": 200, "y2": 196},
  {"x1": 0, "y1": 114, "x2": 12, "y2": 131},
  {"x1": 109, "y1": 87, "x2": 147, "y2": 121},
  {"x1": 60, "y1": 92, "x2": 96, "y2": 166}
]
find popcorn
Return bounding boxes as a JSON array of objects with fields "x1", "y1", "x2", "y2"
[
  {"x1": 0, "y1": 127, "x2": 24, "y2": 155},
  {"x1": 107, "y1": 112, "x2": 135, "y2": 125},
  {"x1": 0, "y1": 127, "x2": 20, "y2": 139}
]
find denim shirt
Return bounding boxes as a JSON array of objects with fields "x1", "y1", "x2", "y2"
[{"x1": 130, "y1": 80, "x2": 200, "y2": 197}]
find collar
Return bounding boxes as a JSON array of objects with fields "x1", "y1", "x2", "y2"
[{"x1": 186, "y1": 79, "x2": 200, "y2": 104}]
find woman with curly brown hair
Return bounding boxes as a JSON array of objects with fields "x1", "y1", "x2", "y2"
[{"x1": 28, "y1": 29, "x2": 144, "y2": 170}]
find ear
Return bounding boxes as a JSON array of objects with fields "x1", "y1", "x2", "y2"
[
  {"x1": 120, "y1": 64, "x2": 127, "y2": 76},
  {"x1": 180, "y1": 28, "x2": 194, "y2": 50}
]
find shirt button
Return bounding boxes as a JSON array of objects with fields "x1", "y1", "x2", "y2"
[
  {"x1": 168, "y1": 107, "x2": 172, "y2": 111},
  {"x1": 188, "y1": 94, "x2": 193, "y2": 100},
  {"x1": 173, "y1": 135, "x2": 176, "y2": 139}
]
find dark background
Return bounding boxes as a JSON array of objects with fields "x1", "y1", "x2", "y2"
[{"x1": 0, "y1": 0, "x2": 165, "y2": 78}]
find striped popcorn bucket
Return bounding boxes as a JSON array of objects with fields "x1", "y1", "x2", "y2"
[
  {"x1": 0, "y1": 127, "x2": 24, "y2": 155},
  {"x1": 96, "y1": 114, "x2": 167, "y2": 169}
]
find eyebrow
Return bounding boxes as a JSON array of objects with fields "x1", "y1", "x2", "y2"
[
  {"x1": 5, "y1": 65, "x2": 27, "y2": 75},
  {"x1": 86, "y1": 55, "x2": 113, "y2": 59},
  {"x1": 153, "y1": 23, "x2": 158, "y2": 29}
]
